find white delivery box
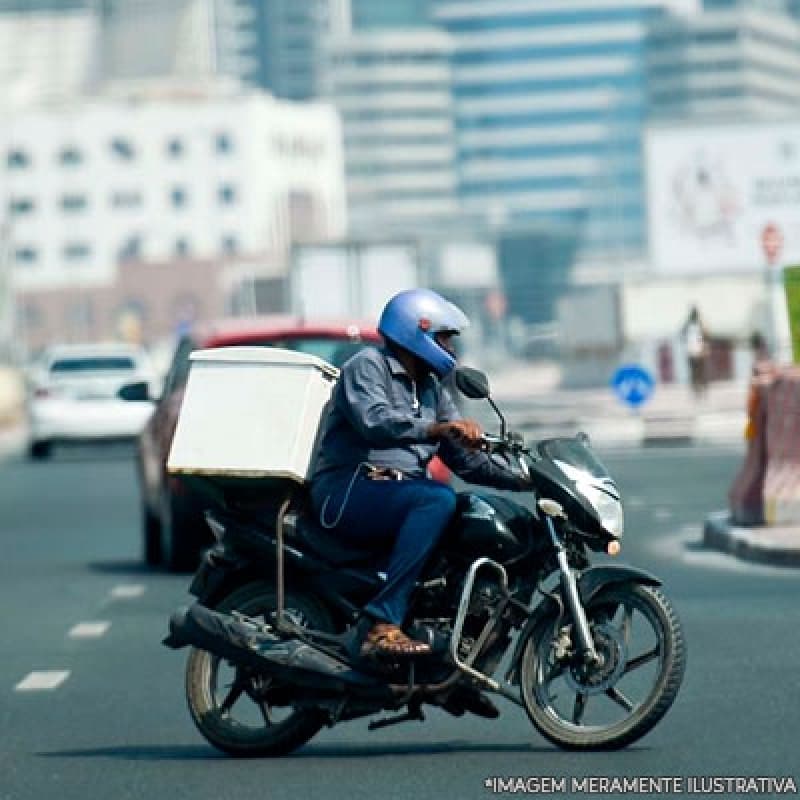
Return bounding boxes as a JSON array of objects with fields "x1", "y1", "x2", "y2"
[{"x1": 167, "y1": 347, "x2": 339, "y2": 484}]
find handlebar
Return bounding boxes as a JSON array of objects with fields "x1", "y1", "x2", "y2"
[{"x1": 481, "y1": 431, "x2": 530, "y2": 456}]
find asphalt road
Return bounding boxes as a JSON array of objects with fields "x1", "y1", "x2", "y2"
[{"x1": 2, "y1": 441, "x2": 800, "y2": 800}]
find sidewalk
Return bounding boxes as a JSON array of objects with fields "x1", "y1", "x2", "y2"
[
  {"x1": 489, "y1": 360, "x2": 747, "y2": 448},
  {"x1": 704, "y1": 511, "x2": 800, "y2": 568}
]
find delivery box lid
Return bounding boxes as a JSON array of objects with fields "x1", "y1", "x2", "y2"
[{"x1": 167, "y1": 346, "x2": 339, "y2": 482}]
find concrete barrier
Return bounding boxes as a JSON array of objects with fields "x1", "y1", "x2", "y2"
[
  {"x1": 764, "y1": 368, "x2": 800, "y2": 525},
  {"x1": 0, "y1": 366, "x2": 24, "y2": 428}
]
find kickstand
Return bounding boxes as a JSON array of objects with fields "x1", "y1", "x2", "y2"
[
  {"x1": 367, "y1": 662, "x2": 423, "y2": 731},
  {"x1": 368, "y1": 698, "x2": 425, "y2": 731}
]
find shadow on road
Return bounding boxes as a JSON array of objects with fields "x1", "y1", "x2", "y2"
[{"x1": 37, "y1": 740, "x2": 562, "y2": 761}]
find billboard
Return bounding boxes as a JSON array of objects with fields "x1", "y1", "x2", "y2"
[{"x1": 646, "y1": 122, "x2": 800, "y2": 274}]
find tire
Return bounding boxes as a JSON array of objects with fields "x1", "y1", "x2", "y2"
[
  {"x1": 142, "y1": 505, "x2": 162, "y2": 566},
  {"x1": 29, "y1": 440, "x2": 52, "y2": 460},
  {"x1": 185, "y1": 582, "x2": 334, "y2": 757},
  {"x1": 160, "y1": 486, "x2": 199, "y2": 572},
  {"x1": 520, "y1": 584, "x2": 686, "y2": 751}
]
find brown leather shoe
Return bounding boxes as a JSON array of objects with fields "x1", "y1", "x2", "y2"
[{"x1": 360, "y1": 622, "x2": 432, "y2": 658}]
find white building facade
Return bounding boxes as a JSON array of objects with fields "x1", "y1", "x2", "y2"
[{"x1": 1, "y1": 90, "x2": 346, "y2": 294}]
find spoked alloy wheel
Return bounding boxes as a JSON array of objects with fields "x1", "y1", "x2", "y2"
[
  {"x1": 185, "y1": 583, "x2": 334, "y2": 757},
  {"x1": 520, "y1": 584, "x2": 685, "y2": 750}
]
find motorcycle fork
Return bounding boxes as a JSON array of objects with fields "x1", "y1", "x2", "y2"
[{"x1": 544, "y1": 517, "x2": 601, "y2": 666}]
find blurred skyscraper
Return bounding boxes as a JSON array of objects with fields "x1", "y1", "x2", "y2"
[
  {"x1": 327, "y1": 27, "x2": 458, "y2": 235},
  {"x1": 99, "y1": 0, "x2": 214, "y2": 82},
  {"x1": 649, "y1": 3, "x2": 800, "y2": 119},
  {"x1": 703, "y1": 0, "x2": 800, "y2": 16},
  {"x1": 0, "y1": 0, "x2": 98, "y2": 106},
  {"x1": 348, "y1": 0, "x2": 431, "y2": 29},
  {"x1": 255, "y1": 0, "x2": 335, "y2": 100},
  {"x1": 434, "y1": 1, "x2": 675, "y2": 264}
]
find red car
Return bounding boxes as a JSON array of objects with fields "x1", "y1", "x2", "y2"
[{"x1": 136, "y1": 316, "x2": 450, "y2": 571}]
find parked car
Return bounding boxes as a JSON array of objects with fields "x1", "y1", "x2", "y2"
[
  {"x1": 138, "y1": 318, "x2": 371, "y2": 570},
  {"x1": 26, "y1": 343, "x2": 155, "y2": 460}
]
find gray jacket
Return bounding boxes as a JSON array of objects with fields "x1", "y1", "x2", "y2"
[{"x1": 311, "y1": 346, "x2": 525, "y2": 498}]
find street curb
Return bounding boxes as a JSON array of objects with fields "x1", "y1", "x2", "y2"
[{"x1": 703, "y1": 510, "x2": 800, "y2": 568}]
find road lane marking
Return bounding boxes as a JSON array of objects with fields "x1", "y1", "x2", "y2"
[
  {"x1": 110, "y1": 584, "x2": 146, "y2": 599},
  {"x1": 15, "y1": 671, "x2": 70, "y2": 691},
  {"x1": 68, "y1": 621, "x2": 111, "y2": 639}
]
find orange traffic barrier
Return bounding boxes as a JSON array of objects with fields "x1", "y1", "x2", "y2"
[{"x1": 729, "y1": 376, "x2": 771, "y2": 525}]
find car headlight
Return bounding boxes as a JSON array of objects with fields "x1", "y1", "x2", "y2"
[{"x1": 579, "y1": 483, "x2": 624, "y2": 538}]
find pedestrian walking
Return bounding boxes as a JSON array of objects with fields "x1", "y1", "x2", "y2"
[{"x1": 682, "y1": 306, "x2": 709, "y2": 399}]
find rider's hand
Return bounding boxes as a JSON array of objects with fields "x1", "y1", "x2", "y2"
[{"x1": 428, "y1": 420, "x2": 484, "y2": 450}]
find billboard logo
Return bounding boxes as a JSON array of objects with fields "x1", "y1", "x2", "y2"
[{"x1": 671, "y1": 153, "x2": 741, "y2": 241}]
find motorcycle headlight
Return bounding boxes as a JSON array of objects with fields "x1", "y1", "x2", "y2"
[
  {"x1": 579, "y1": 483, "x2": 624, "y2": 539},
  {"x1": 554, "y1": 459, "x2": 624, "y2": 538}
]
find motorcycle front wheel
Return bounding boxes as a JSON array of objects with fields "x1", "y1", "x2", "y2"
[
  {"x1": 520, "y1": 583, "x2": 686, "y2": 750},
  {"x1": 185, "y1": 582, "x2": 334, "y2": 757}
]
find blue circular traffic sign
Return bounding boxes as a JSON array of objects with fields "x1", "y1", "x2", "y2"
[{"x1": 611, "y1": 364, "x2": 655, "y2": 409}]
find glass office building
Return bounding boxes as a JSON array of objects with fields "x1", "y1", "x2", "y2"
[{"x1": 435, "y1": 1, "x2": 677, "y2": 262}]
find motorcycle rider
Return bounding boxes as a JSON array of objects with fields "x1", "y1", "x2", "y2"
[{"x1": 310, "y1": 289, "x2": 529, "y2": 714}]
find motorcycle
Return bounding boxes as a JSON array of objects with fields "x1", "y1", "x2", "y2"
[{"x1": 164, "y1": 366, "x2": 686, "y2": 756}]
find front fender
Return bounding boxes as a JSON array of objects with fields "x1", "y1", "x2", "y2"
[
  {"x1": 577, "y1": 564, "x2": 661, "y2": 605},
  {"x1": 505, "y1": 564, "x2": 662, "y2": 685}
]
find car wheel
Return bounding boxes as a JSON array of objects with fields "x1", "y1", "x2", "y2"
[
  {"x1": 143, "y1": 504, "x2": 162, "y2": 566},
  {"x1": 29, "y1": 440, "x2": 52, "y2": 460},
  {"x1": 160, "y1": 485, "x2": 199, "y2": 573}
]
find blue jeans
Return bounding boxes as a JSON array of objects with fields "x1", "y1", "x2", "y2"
[{"x1": 311, "y1": 474, "x2": 457, "y2": 626}]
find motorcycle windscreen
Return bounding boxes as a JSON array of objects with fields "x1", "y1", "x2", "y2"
[{"x1": 536, "y1": 437, "x2": 611, "y2": 481}]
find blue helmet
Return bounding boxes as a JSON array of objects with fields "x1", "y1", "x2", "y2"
[{"x1": 378, "y1": 288, "x2": 469, "y2": 377}]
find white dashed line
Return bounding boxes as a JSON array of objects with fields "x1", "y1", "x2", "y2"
[
  {"x1": 68, "y1": 621, "x2": 111, "y2": 639},
  {"x1": 15, "y1": 671, "x2": 70, "y2": 692},
  {"x1": 110, "y1": 584, "x2": 146, "y2": 599}
]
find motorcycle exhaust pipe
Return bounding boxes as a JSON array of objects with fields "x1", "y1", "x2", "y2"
[{"x1": 164, "y1": 604, "x2": 385, "y2": 692}]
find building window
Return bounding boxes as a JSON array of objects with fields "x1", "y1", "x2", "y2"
[
  {"x1": 60, "y1": 194, "x2": 88, "y2": 212},
  {"x1": 170, "y1": 187, "x2": 187, "y2": 208},
  {"x1": 6, "y1": 149, "x2": 30, "y2": 169},
  {"x1": 221, "y1": 235, "x2": 239, "y2": 255},
  {"x1": 111, "y1": 190, "x2": 143, "y2": 209},
  {"x1": 110, "y1": 138, "x2": 135, "y2": 160},
  {"x1": 167, "y1": 138, "x2": 184, "y2": 158},
  {"x1": 63, "y1": 242, "x2": 91, "y2": 261},
  {"x1": 59, "y1": 147, "x2": 83, "y2": 166},
  {"x1": 8, "y1": 197, "x2": 35, "y2": 215},
  {"x1": 218, "y1": 184, "x2": 237, "y2": 205},
  {"x1": 14, "y1": 247, "x2": 38, "y2": 264},
  {"x1": 215, "y1": 133, "x2": 233, "y2": 154},
  {"x1": 118, "y1": 235, "x2": 142, "y2": 262},
  {"x1": 175, "y1": 238, "x2": 190, "y2": 258}
]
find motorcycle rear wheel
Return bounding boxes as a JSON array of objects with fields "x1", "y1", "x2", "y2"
[
  {"x1": 520, "y1": 583, "x2": 685, "y2": 750},
  {"x1": 185, "y1": 582, "x2": 334, "y2": 757}
]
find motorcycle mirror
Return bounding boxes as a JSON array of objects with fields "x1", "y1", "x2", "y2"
[{"x1": 454, "y1": 367, "x2": 491, "y2": 400}]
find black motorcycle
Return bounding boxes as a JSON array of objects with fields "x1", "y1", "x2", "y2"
[{"x1": 164, "y1": 367, "x2": 686, "y2": 756}]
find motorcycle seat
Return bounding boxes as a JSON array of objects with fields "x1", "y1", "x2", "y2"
[{"x1": 292, "y1": 513, "x2": 388, "y2": 569}]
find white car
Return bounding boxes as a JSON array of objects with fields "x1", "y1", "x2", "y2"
[{"x1": 26, "y1": 343, "x2": 156, "y2": 459}]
